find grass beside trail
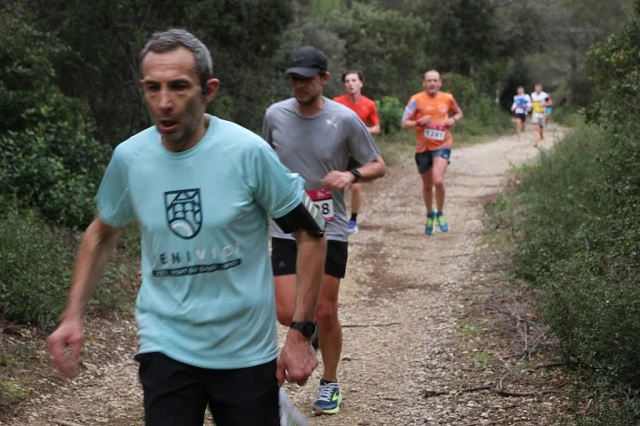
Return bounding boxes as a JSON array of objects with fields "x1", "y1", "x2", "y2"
[{"x1": 487, "y1": 123, "x2": 640, "y2": 425}]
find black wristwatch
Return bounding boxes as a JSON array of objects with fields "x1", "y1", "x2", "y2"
[
  {"x1": 348, "y1": 168, "x2": 362, "y2": 183},
  {"x1": 290, "y1": 321, "x2": 317, "y2": 339}
]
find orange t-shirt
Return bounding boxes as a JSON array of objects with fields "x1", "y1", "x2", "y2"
[
  {"x1": 333, "y1": 94, "x2": 380, "y2": 126},
  {"x1": 402, "y1": 91, "x2": 461, "y2": 153}
]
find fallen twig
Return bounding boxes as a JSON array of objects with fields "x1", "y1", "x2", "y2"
[
  {"x1": 53, "y1": 420, "x2": 85, "y2": 426},
  {"x1": 342, "y1": 322, "x2": 401, "y2": 328},
  {"x1": 494, "y1": 385, "x2": 567, "y2": 397},
  {"x1": 454, "y1": 385, "x2": 493, "y2": 396},
  {"x1": 527, "y1": 362, "x2": 564, "y2": 371},
  {"x1": 424, "y1": 385, "x2": 492, "y2": 398},
  {"x1": 424, "y1": 381, "x2": 569, "y2": 399}
]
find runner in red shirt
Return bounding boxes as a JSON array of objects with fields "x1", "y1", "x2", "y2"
[{"x1": 333, "y1": 70, "x2": 380, "y2": 235}]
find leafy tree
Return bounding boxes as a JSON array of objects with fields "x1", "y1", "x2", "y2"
[
  {"x1": 26, "y1": 0, "x2": 295, "y2": 142},
  {"x1": 529, "y1": 0, "x2": 634, "y2": 105},
  {"x1": 586, "y1": 0, "x2": 640, "y2": 131},
  {"x1": 424, "y1": 0, "x2": 499, "y2": 76},
  {"x1": 0, "y1": 6, "x2": 110, "y2": 227},
  {"x1": 324, "y1": 2, "x2": 428, "y2": 102}
]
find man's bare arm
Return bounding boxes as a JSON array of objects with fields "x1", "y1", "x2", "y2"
[
  {"x1": 291, "y1": 229, "x2": 327, "y2": 322},
  {"x1": 48, "y1": 217, "x2": 122, "y2": 378},
  {"x1": 367, "y1": 124, "x2": 381, "y2": 135},
  {"x1": 401, "y1": 119, "x2": 417, "y2": 130},
  {"x1": 352, "y1": 154, "x2": 386, "y2": 182},
  {"x1": 321, "y1": 154, "x2": 386, "y2": 190},
  {"x1": 276, "y1": 228, "x2": 326, "y2": 386},
  {"x1": 63, "y1": 217, "x2": 123, "y2": 320}
]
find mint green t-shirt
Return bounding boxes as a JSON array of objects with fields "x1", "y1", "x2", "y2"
[{"x1": 96, "y1": 115, "x2": 303, "y2": 369}]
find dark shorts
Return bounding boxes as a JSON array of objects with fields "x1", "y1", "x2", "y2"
[
  {"x1": 135, "y1": 352, "x2": 279, "y2": 426},
  {"x1": 271, "y1": 237, "x2": 348, "y2": 279},
  {"x1": 347, "y1": 157, "x2": 362, "y2": 170},
  {"x1": 414, "y1": 148, "x2": 452, "y2": 174},
  {"x1": 515, "y1": 113, "x2": 527, "y2": 122}
]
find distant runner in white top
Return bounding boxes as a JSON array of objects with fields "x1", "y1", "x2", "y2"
[
  {"x1": 530, "y1": 84, "x2": 550, "y2": 147},
  {"x1": 510, "y1": 86, "x2": 532, "y2": 136}
]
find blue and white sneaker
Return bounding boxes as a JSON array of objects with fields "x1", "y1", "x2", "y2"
[
  {"x1": 312, "y1": 381, "x2": 342, "y2": 416},
  {"x1": 425, "y1": 211, "x2": 436, "y2": 235},
  {"x1": 436, "y1": 211, "x2": 449, "y2": 232},
  {"x1": 347, "y1": 220, "x2": 359, "y2": 234}
]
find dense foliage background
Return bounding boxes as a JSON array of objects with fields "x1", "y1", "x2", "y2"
[
  {"x1": 0, "y1": 0, "x2": 638, "y2": 422},
  {"x1": 489, "y1": 2, "x2": 640, "y2": 423}
]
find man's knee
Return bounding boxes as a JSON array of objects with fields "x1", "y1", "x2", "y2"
[
  {"x1": 351, "y1": 183, "x2": 362, "y2": 196},
  {"x1": 433, "y1": 177, "x2": 445, "y2": 188},
  {"x1": 316, "y1": 299, "x2": 339, "y2": 328},
  {"x1": 421, "y1": 174, "x2": 434, "y2": 188}
]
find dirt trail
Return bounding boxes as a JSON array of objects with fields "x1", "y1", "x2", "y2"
[{"x1": 7, "y1": 127, "x2": 568, "y2": 426}]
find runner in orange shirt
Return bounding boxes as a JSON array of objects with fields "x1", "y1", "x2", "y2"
[
  {"x1": 401, "y1": 70, "x2": 463, "y2": 235},
  {"x1": 333, "y1": 70, "x2": 380, "y2": 235}
]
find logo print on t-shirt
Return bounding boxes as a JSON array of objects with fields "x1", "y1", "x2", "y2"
[{"x1": 164, "y1": 188, "x2": 202, "y2": 239}]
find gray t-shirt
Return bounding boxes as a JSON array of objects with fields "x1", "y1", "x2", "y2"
[{"x1": 262, "y1": 97, "x2": 380, "y2": 242}]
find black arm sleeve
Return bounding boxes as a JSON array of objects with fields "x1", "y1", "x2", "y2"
[{"x1": 274, "y1": 192, "x2": 325, "y2": 236}]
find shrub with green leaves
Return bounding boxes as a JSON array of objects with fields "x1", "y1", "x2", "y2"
[
  {"x1": 495, "y1": 123, "x2": 640, "y2": 423},
  {"x1": 440, "y1": 74, "x2": 513, "y2": 138},
  {"x1": 586, "y1": 2, "x2": 640, "y2": 132},
  {"x1": 493, "y1": 6, "x2": 640, "y2": 422},
  {"x1": 0, "y1": 197, "x2": 73, "y2": 329},
  {"x1": 0, "y1": 196, "x2": 135, "y2": 329},
  {"x1": 375, "y1": 96, "x2": 403, "y2": 135},
  {"x1": 0, "y1": 12, "x2": 111, "y2": 228}
]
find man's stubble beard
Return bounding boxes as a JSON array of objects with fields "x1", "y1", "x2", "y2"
[
  {"x1": 157, "y1": 104, "x2": 201, "y2": 149},
  {"x1": 296, "y1": 92, "x2": 321, "y2": 106}
]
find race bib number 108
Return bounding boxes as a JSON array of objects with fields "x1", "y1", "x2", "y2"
[{"x1": 306, "y1": 189, "x2": 334, "y2": 221}]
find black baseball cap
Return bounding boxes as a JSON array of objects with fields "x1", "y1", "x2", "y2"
[{"x1": 285, "y1": 46, "x2": 328, "y2": 78}]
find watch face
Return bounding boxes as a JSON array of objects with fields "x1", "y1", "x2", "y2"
[{"x1": 303, "y1": 322, "x2": 316, "y2": 337}]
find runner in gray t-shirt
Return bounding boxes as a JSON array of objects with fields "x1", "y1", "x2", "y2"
[
  {"x1": 263, "y1": 97, "x2": 379, "y2": 242},
  {"x1": 263, "y1": 46, "x2": 386, "y2": 417}
]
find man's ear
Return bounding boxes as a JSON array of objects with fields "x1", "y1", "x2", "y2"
[
  {"x1": 322, "y1": 71, "x2": 331, "y2": 85},
  {"x1": 203, "y1": 79, "x2": 221, "y2": 102}
]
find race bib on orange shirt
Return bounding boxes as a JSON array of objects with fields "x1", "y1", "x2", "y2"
[
  {"x1": 306, "y1": 189, "x2": 334, "y2": 221},
  {"x1": 423, "y1": 124, "x2": 446, "y2": 142}
]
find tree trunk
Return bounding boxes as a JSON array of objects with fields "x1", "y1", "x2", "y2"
[{"x1": 568, "y1": 39, "x2": 578, "y2": 106}]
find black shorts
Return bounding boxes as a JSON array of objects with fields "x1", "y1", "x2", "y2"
[
  {"x1": 135, "y1": 352, "x2": 279, "y2": 426},
  {"x1": 271, "y1": 237, "x2": 348, "y2": 278},
  {"x1": 347, "y1": 157, "x2": 362, "y2": 170},
  {"x1": 414, "y1": 148, "x2": 452, "y2": 174},
  {"x1": 515, "y1": 113, "x2": 526, "y2": 122}
]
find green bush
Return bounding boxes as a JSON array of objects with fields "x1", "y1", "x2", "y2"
[
  {"x1": 492, "y1": 6, "x2": 640, "y2": 422},
  {"x1": 0, "y1": 89, "x2": 112, "y2": 228},
  {"x1": 586, "y1": 3, "x2": 640, "y2": 132},
  {"x1": 441, "y1": 73, "x2": 513, "y2": 139},
  {"x1": 375, "y1": 96, "x2": 403, "y2": 135},
  {"x1": 442, "y1": 73, "x2": 478, "y2": 109},
  {"x1": 0, "y1": 197, "x2": 134, "y2": 329},
  {"x1": 495, "y1": 124, "x2": 640, "y2": 423},
  {"x1": 454, "y1": 96, "x2": 513, "y2": 138},
  {"x1": 0, "y1": 197, "x2": 73, "y2": 329},
  {"x1": 550, "y1": 107, "x2": 584, "y2": 127},
  {"x1": 0, "y1": 13, "x2": 112, "y2": 228}
]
